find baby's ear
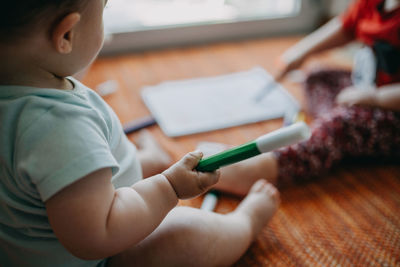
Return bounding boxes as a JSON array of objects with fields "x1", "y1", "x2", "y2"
[{"x1": 51, "y1": 12, "x2": 81, "y2": 54}]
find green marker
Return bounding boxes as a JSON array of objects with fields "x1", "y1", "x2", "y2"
[{"x1": 196, "y1": 122, "x2": 311, "y2": 172}]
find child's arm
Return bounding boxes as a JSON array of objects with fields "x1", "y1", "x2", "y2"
[
  {"x1": 276, "y1": 17, "x2": 354, "y2": 80},
  {"x1": 45, "y1": 151, "x2": 219, "y2": 260},
  {"x1": 336, "y1": 84, "x2": 400, "y2": 111}
]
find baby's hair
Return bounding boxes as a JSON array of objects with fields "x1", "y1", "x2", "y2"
[{"x1": 0, "y1": 0, "x2": 90, "y2": 43}]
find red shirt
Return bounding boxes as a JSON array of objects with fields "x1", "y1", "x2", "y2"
[{"x1": 341, "y1": 0, "x2": 400, "y2": 85}]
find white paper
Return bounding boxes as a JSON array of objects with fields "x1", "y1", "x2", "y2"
[{"x1": 141, "y1": 67, "x2": 299, "y2": 137}]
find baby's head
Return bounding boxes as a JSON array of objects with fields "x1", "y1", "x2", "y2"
[{"x1": 0, "y1": 0, "x2": 107, "y2": 78}]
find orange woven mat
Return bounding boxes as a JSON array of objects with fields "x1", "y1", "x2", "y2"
[
  {"x1": 237, "y1": 165, "x2": 400, "y2": 266},
  {"x1": 187, "y1": 164, "x2": 400, "y2": 266}
]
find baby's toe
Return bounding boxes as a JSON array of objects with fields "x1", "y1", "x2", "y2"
[{"x1": 249, "y1": 179, "x2": 267, "y2": 193}]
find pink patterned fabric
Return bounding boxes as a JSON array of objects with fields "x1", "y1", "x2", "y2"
[{"x1": 276, "y1": 70, "x2": 400, "y2": 186}]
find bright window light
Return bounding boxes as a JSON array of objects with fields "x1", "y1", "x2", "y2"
[
  {"x1": 101, "y1": 0, "x2": 323, "y2": 54},
  {"x1": 104, "y1": 0, "x2": 300, "y2": 33}
]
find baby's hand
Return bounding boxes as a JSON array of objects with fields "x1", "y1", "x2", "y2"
[
  {"x1": 336, "y1": 86, "x2": 376, "y2": 107},
  {"x1": 162, "y1": 151, "x2": 220, "y2": 199}
]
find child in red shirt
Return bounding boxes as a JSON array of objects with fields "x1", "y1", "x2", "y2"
[{"x1": 212, "y1": 0, "x2": 400, "y2": 195}]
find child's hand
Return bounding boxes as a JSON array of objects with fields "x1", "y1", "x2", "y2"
[
  {"x1": 336, "y1": 86, "x2": 376, "y2": 107},
  {"x1": 162, "y1": 151, "x2": 220, "y2": 199},
  {"x1": 275, "y1": 57, "x2": 304, "y2": 82},
  {"x1": 274, "y1": 48, "x2": 307, "y2": 81}
]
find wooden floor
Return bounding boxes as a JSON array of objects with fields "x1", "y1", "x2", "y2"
[{"x1": 82, "y1": 36, "x2": 400, "y2": 266}]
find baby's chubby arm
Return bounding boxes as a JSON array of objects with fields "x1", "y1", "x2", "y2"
[
  {"x1": 46, "y1": 151, "x2": 219, "y2": 260},
  {"x1": 336, "y1": 83, "x2": 400, "y2": 111}
]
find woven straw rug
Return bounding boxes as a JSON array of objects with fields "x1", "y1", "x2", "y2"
[
  {"x1": 186, "y1": 163, "x2": 400, "y2": 266},
  {"x1": 232, "y1": 164, "x2": 400, "y2": 266}
]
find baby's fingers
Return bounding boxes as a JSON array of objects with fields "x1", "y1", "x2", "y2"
[
  {"x1": 197, "y1": 170, "x2": 220, "y2": 191},
  {"x1": 179, "y1": 151, "x2": 203, "y2": 170}
]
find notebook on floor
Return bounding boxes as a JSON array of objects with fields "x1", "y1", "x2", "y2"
[{"x1": 141, "y1": 67, "x2": 299, "y2": 137}]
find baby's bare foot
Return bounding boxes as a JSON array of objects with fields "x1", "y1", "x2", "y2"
[
  {"x1": 136, "y1": 130, "x2": 172, "y2": 177},
  {"x1": 234, "y1": 179, "x2": 280, "y2": 239}
]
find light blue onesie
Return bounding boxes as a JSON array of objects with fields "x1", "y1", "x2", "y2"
[{"x1": 0, "y1": 78, "x2": 143, "y2": 266}]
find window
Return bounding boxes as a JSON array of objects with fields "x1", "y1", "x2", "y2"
[{"x1": 102, "y1": 0, "x2": 323, "y2": 54}]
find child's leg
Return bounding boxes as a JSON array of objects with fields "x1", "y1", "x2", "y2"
[
  {"x1": 214, "y1": 105, "x2": 400, "y2": 195},
  {"x1": 107, "y1": 180, "x2": 279, "y2": 267},
  {"x1": 276, "y1": 105, "x2": 400, "y2": 185},
  {"x1": 304, "y1": 69, "x2": 352, "y2": 116},
  {"x1": 135, "y1": 130, "x2": 172, "y2": 178},
  {"x1": 215, "y1": 152, "x2": 278, "y2": 196},
  {"x1": 276, "y1": 106, "x2": 400, "y2": 190}
]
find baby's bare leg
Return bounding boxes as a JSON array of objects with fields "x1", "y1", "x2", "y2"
[
  {"x1": 135, "y1": 130, "x2": 172, "y2": 178},
  {"x1": 215, "y1": 152, "x2": 278, "y2": 196},
  {"x1": 196, "y1": 142, "x2": 278, "y2": 196},
  {"x1": 107, "y1": 180, "x2": 279, "y2": 267}
]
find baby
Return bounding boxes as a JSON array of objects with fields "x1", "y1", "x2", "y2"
[{"x1": 0, "y1": 1, "x2": 279, "y2": 266}]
